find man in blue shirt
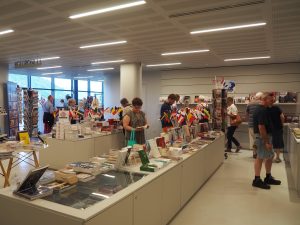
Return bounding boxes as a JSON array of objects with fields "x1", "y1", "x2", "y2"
[{"x1": 43, "y1": 95, "x2": 55, "y2": 133}]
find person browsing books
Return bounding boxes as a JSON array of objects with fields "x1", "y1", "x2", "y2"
[
  {"x1": 160, "y1": 94, "x2": 177, "y2": 131},
  {"x1": 123, "y1": 97, "x2": 149, "y2": 145}
]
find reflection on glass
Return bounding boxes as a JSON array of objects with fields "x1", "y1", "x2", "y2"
[{"x1": 43, "y1": 170, "x2": 146, "y2": 210}]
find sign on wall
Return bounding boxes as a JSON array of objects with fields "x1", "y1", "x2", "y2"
[{"x1": 14, "y1": 59, "x2": 42, "y2": 68}]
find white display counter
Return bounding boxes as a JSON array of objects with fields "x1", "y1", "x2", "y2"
[
  {"x1": 39, "y1": 132, "x2": 125, "y2": 169},
  {"x1": 0, "y1": 135, "x2": 224, "y2": 225},
  {"x1": 288, "y1": 129, "x2": 300, "y2": 195}
]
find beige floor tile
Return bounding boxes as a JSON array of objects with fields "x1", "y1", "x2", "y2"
[{"x1": 169, "y1": 151, "x2": 300, "y2": 225}]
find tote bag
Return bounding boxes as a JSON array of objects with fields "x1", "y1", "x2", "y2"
[{"x1": 127, "y1": 130, "x2": 137, "y2": 147}]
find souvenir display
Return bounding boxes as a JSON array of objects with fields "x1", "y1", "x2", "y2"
[{"x1": 23, "y1": 89, "x2": 39, "y2": 137}]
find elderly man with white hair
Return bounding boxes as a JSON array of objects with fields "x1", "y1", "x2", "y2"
[{"x1": 246, "y1": 92, "x2": 263, "y2": 158}]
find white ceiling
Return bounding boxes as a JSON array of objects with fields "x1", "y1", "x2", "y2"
[{"x1": 1, "y1": 0, "x2": 300, "y2": 77}]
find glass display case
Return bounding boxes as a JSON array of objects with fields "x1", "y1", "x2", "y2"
[{"x1": 43, "y1": 170, "x2": 147, "y2": 210}]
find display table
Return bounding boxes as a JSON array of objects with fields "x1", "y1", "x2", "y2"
[
  {"x1": 0, "y1": 134, "x2": 224, "y2": 225},
  {"x1": 39, "y1": 131, "x2": 125, "y2": 169},
  {"x1": 0, "y1": 156, "x2": 13, "y2": 188},
  {"x1": 288, "y1": 128, "x2": 300, "y2": 195}
]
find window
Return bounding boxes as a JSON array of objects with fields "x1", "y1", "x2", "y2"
[
  {"x1": 55, "y1": 78, "x2": 71, "y2": 90},
  {"x1": 31, "y1": 76, "x2": 51, "y2": 89},
  {"x1": 78, "y1": 80, "x2": 88, "y2": 91},
  {"x1": 90, "y1": 81, "x2": 103, "y2": 92},
  {"x1": 90, "y1": 92, "x2": 103, "y2": 107},
  {"x1": 36, "y1": 89, "x2": 52, "y2": 133},
  {"x1": 78, "y1": 92, "x2": 88, "y2": 102},
  {"x1": 8, "y1": 74, "x2": 28, "y2": 87},
  {"x1": 55, "y1": 91, "x2": 73, "y2": 107}
]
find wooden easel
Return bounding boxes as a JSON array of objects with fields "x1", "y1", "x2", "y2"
[{"x1": 0, "y1": 157, "x2": 13, "y2": 188}]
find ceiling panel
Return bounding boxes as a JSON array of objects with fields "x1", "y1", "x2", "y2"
[{"x1": 0, "y1": 0, "x2": 298, "y2": 73}]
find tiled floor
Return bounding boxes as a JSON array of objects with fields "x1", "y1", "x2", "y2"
[
  {"x1": 1, "y1": 150, "x2": 300, "y2": 225},
  {"x1": 170, "y1": 150, "x2": 300, "y2": 225}
]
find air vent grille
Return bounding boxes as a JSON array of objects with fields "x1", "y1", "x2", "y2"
[{"x1": 169, "y1": 0, "x2": 265, "y2": 18}]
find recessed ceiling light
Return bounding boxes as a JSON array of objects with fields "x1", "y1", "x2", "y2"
[
  {"x1": 69, "y1": 1, "x2": 146, "y2": 19},
  {"x1": 224, "y1": 56, "x2": 271, "y2": 61},
  {"x1": 39, "y1": 56, "x2": 60, "y2": 61},
  {"x1": 146, "y1": 63, "x2": 182, "y2": 67},
  {"x1": 0, "y1": 29, "x2": 14, "y2": 35},
  {"x1": 91, "y1": 59, "x2": 125, "y2": 65},
  {"x1": 87, "y1": 68, "x2": 114, "y2": 71},
  {"x1": 161, "y1": 49, "x2": 210, "y2": 56},
  {"x1": 37, "y1": 66, "x2": 62, "y2": 70},
  {"x1": 41, "y1": 72, "x2": 63, "y2": 75},
  {"x1": 80, "y1": 40, "x2": 127, "y2": 49},
  {"x1": 190, "y1": 22, "x2": 266, "y2": 35}
]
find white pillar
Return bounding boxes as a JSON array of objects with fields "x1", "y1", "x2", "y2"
[
  {"x1": 120, "y1": 63, "x2": 142, "y2": 101},
  {"x1": 0, "y1": 64, "x2": 8, "y2": 130}
]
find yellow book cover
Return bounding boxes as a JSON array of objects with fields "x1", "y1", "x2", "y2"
[{"x1": 19, "y1": 132, "x2": 30, "y2": 145}]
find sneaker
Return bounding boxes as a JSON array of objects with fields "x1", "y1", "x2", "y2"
[
  {"x1": 264, "y1": 176, "x2": 281, "y2": 185},
  {"x1": 225, "y1": 149, "x2": 232, "y2": 153},
  {"x1": 275, "y1": 158, "x2": 282, "y2": 163},
  {"x1": 252, "y1": 178, "x2": 271, "y2": 189},
  {"x1": 235, "y1": 146, "x2": 241, "y2": 153},
  {"x1": 224, "y1": 153, "x2": 228, "y2": 159}
]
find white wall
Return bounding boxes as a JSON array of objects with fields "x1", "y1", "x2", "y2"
[
  {"x1": 160, "y1": 62, "x2": 300, "y2": 99},
  {"x1": 0, "y1": 64, "x2": 8, "y2": 130},
  {"x1": 104, "y1": 62, "x2": 300, "y2": 139}
]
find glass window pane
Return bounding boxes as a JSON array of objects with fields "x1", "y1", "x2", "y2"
[
  {"x1": 54, "y1": 91, "x2": 72, "y2": 107},
  {"x1": 90, "y1": 81, "x2": 103, "y2": 92},
  {"x1": 78, "y1": 80, "x2": 88, "y2": 91},
  {"x1": 55, "y1": 78, "x2": 71, "y2": 90},
  {"x1": 36, "y1": 90, "x2": 52, "y2": 134},
  {"x1": 8, "y1": 73, "x2": 28, "y2": 87},
  {"x1": 78, "y1": 92, "x2": 88, "y2": 102},
  {"x1": 90, "y1": 92, "x2": 103, "y2": 107},
  {"x1": 31, "y1": 76, "x2": 51, "y2": 89}
]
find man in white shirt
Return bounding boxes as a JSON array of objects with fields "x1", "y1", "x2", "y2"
[{"x1": 226, "y1": 97, "x2": 241, "y2": 153}]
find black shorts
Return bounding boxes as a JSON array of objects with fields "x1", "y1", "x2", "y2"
[{"x1": 272, "y1": 129, "x2": 284, "y2": 149}]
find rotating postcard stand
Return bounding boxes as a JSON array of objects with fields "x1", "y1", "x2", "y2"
[{"x1": 13, "y1": 165, "x2": 53, "y2": 200}]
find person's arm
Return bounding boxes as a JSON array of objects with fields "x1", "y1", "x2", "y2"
[
  {"x1": 246, "y1": 105, "x2": 250, "y2": 120},
  {"x1": 123, "y1": 114, "x2": 143, "y2": 131},
  {"x1": 258, "y1": 110, "x2": 272, "y2": 150},
  {"x1": 280, "y1": 113, "x2": 285, "y2": 125}
]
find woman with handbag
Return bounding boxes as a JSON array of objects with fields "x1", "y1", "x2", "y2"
[
  {"x1": 225, "y1": 97, "x2": 242, "y2": 153},
  {"x1": 123, "y1": 97, "x2": 149, "y2": 145}
]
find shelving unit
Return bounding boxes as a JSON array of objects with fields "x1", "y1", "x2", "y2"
[
  {"x1": 212, "y1": 89, "x2": 227, "y2": 131},
  {"x1": 4, "y1": 81, "x2": 19, "y2": 137}
]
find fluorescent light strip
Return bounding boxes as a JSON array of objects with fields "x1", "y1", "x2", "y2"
[
  {"x1": 146, "y1": 62, "x2": 181, "y2": 67},
  {"x1": 69, "y1": 1, "x2": 146, "y2": 19},
  {"x1": 37, "y1": 66, "x2": 62, "y2": 70},
  {"x1": 91, "y1": 59, "x2": 125, "y2": 65},
  {"x1": 39, "y1": 56, "x2": 60, "y2": 61},
  {"x1": 91, "y1": 193, "x2": 110, "y2": 199},
  {"x1": 0, "y1": 29, "x2": 14, "y2": 35},
  {"x1": 103, "y1": 174, "x2": 115, "y2": 178},
  {"x1": 191, "y1": 22, "x2": 266, "y2": 35},
  {"x1": 41, "y1": 72, "x2": 63, "y2": 75},
  {"x1": 162, "y1": 49, "x2": 210, "y2": 56},
  {"x1": 87, "y1": 68, "x2": 114, "y2": 71},
  {"x1": 224, "y1": 56, "x2": 271, "y2": 61},
  {"x1": 80, "y1": 40, "x2": 127, "y2": 49}
]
